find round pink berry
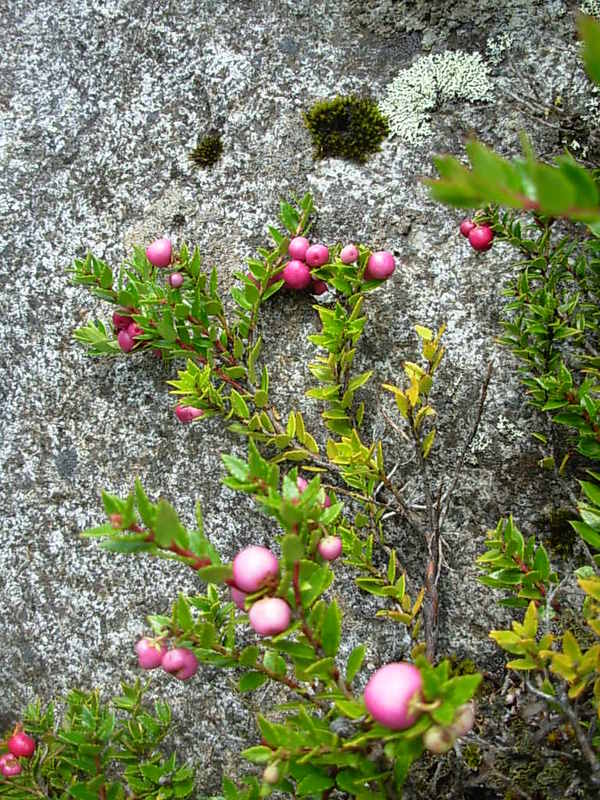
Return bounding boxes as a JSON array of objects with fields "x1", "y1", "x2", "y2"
[
  {"x1": 459, "y1": 219, "x2": 476, "y2": 238},
  {"x1": 174, "y1": 405, "x2": 204, "y2": 423},
  {"x1": 161, "y1": 648, "x2": 198, "y2": 681},
  {"x1": 322, "y1": 493, "x2": 331, "y2": 508},
  {"x1": 365, "y1": 251, "x2": 395, "y2": 280},
  {"x1": 232, "y1": 546, "x2": 279, "y2": 593},
  {"x1": 0, "y1": 754, "x2": 22, "y2": 777},
  {"x1": 423, "y1": 726, "x2": 455, "y2": 754},
  {"x1": 310, "y1": 279, "x2": 328, "y2": 295},
  {"x1": 135, "y1": 638, "x2": 167, "y2": 670},
  {"x1": 146, "y1": 238, "x2": 172, "y2": 268},
  {"x1": 296, "y1": 476, "x2": 308, "y2": 493},
  {"x1": 117, "y1": 330, "x2": 134, "y2": 353},
  {"x1": 468, "y1": 225, "x2": 494, "y2": 252},
  {"x1": 169, "y1": 272, "x2": 184, "y2": 288},
  {"x1": 340, "y1": 244, "x2": 359, "y2": 264},
  {"x1": 231, "y1": 586, "x2": 248, "y2": 611},
  {"x1": 282, "y1": 260, "x2": 311, "y2": 290},
  {"x1": 248, "y1": 597, "x2": 292, "y2": 636},
  {"x1": 113, "y1": 311, "x2": 134, "y2": 331},
  {"x1": 317, "y1": 535, "x2": 342, "y2": 561},
  {"x1": 305, "y1": 244, "x2": 329, "y2": 269},
  {"x1": 364, "y1": 662, "x2": 423, "y2": 730},
  {"x1": 7, "y1": 732, "x2": 35, "y2": 759},
  {"x1": 126, "y1": 322, "x2": 144, "y2": 339},
  {"x1": 288, "y1": 236, "x2": 310, "y2": 261},
  {"x1": 450, "y1": 703, "x2": 475, "y2": 737}
]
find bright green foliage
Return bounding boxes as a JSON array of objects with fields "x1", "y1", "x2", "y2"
[
  {"x1": 0, "y1": 682, "x2": 195, "y2": 800},
  {"x1": 303, "y1": 95, "x2": 389, "y2": 163},
  {"x1": 189, "y1": 134, "x2": 223, "y2": 168}
]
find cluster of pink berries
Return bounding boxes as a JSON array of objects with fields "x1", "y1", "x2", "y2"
[
  {"x1": 0, "y1": 731, "x2": 36, "y2": 778},
  {"x1": 460, "y1": 219, "x2": 494, "y2": 252},
  {"x1": 113, "y1": 311, "x2": 144, "y2": 353},
  {"x1": 363, "y1": 662, "x2": 474, "y2": 750},
  {"x1": 135, "y1": 638, "x2": 199, "y2": 681}
]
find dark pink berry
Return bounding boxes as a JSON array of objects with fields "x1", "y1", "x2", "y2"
[
  {"x1": 318, "y1": 535, "x2": 342, "y2": 561},
  {"x1": 468, "y1": 225, "x2": 494, "y2": 251},
  {"x1": 0, "y1": 753, "x2": 22, "y2": 777},
  {"x1": 8, "y1": 732, "x2": 35, "y2": 759},
  {"x1": 126, "y1": 322, "x2": 144, "y2": 339},
  {"x1": 161, "y1": 648, "x2": 198, "y2": 680},
  {"x1": 282, "y1": 260, "x2": 311, "y2": 290},
  {"x1": 169, "y1": 272, "x2": 184, "y2": 288},
  {"x1": 117, "y1": 330, "x2": 134, "y2": 352},
  {"x1": 340, "y1": 244, "x2": 358, "y2": 264},
  {"x1": 248, "y1": 597, "x2": 291, "y2": 636},
  {"x1": 175, "y1": 405, "x2": 204, "y2": 423},
  {"x1": 146, "y1": 238, "x2": 172, "y2": 268},
  {"x1": 459, "y1": 219, "x2": 476, "y2": 238},
  {"x1": 288, "y1": 236, "x2": 310, "y2": 261},
  {"x1": 365, "y1": 251, "x2": 395, "y2": 280},
  {"x1": 305, "y1": 244, "x2": 329, "y2": 269},
  {"x1": 310, "y1": 279, "x2": 328, "y2": 295},
  {"x1": 231, "y1": 586, "x2": 248, "y2": 611},
  {"x1": 135, "y1": 638, "x2": 167, "y2": 670},
  {"x1": 233, "y1": 546, "x2": 279, "y2": 593},
  {"x1": 113, "y1": 311, "x2": 134, "y2": 331}
]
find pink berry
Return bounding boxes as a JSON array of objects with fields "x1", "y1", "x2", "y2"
[
  {"x1": 117, "y1": 330, "x2": 134, "y2": 352},
  {"x1": 174, "y1": 405, "x2": 204, "y2": 423},
  {"x1": 248, "y1": 597, "x2": 291, "y2": 636},
  {"x1": 161, "y1": 648, "x2": 198, "y2": 681},
  {"x1": 296, "y1": 476, "x2": 308, "y2": 493},
  {"x1": 365, "y1": 251, "x2": 395, "y2": 280},
  {"x1": 262, "y1": 764, "x2": 280, "y2": 785},
  {"x1": 7, "y1": 732, "x2": 35, "y2": 759},
  {"x1": 231, "y1": 586, "x2": 248, "y2": 611},
  {"x1": 450, "y1": 703, "x2": 475, "y2": 737},
  {"x1": 322, "y1": 493, "x2": 331, "y2": 508},
  {"x1": 364, "y1": 662, "x2": 423, "y2": 730},
  {"x1": 310, "y1": 279, "x2": 328, "y2": 295},
  {"x1": 317, "y1": 535, "x2": 342, "y2": 561},
  {"x1": 305, "y1": 244, "x2": 329, "y2": 269},
  {"x1": 423, "y1": 725, "x2": 455, "y2": 754},
  {"x1": 340, "y1": 244, "x2": 359, "y2": 264},
  {"x1": 459, "y1": 219, "x2": 476, "y2": 238},
  {"x1": 169, "y1": 272, "x2": 184, "y2": 288},
  {"x1": 146, "y1": 238, "x2": 172, "y2": 268},
  {"x1": 126, "y1": 322, "x2": 144, "y2": 339},
  {"x1": 113, "y1": 311, "x2": 133, "y2": 331},
  {"x1": 232, "y1": 546, "x2": 279, "y2": 593},
  {"x1": 135, "y1": 638, "x2": 167, "y2": 670},
  {"x1": 282, "y1": 260, "x2": 311, "y2": 290},
  {"x1": 468, "y1": 225, "x2": 494, "y2": 251},
  {"x1": 288, "y1": 236, "x2": 310, "y2": 261},
  {"x1": 0, "y1": 754, "x2": 22, "y2": 777}
]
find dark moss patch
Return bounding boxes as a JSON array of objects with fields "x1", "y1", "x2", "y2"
[
  {"x1": 189, "y1": 134, "x2": 223, "y2": 168},
  {"x1": 545, "y1": 506, "x2": 579, "y2": 558},
  {"x1": 303, "y1": 94, "x2": 389, "y2": 163}
]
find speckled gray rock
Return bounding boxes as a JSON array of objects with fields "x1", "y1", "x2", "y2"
[{"x1": 0, "y1": 0, "x2": 590, "y2": 795}]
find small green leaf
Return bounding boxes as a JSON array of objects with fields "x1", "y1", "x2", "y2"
[
  {"x1": 321, "y1": 600, "x2": 342, "y2": 657},
  {"x1": 239, "y1": 672, "x2": 268, "y2": 693}
]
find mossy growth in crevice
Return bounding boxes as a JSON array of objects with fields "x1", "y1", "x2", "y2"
[
  {"x1": 188, "y1": 133, "x2": 223, "y2": 168},
  {"x1": 544, "y1": 505, "x2": 579, "y2": 558},
  {"x1": 303, "y1": 94, "x2": 389, "y2": 163}
]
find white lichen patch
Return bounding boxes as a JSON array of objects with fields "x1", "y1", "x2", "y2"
[
  {"x1": 580, "y1": 0, "x2": 600, "y2": 17},
  {"x1": 379, "y1": 50, "x2": 494, "y2": 144}
]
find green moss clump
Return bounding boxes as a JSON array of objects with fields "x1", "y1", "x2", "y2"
[
  {"x1": 545, "y1": 506, "x2": 579, "y2": 557},
  {"x1": 189, "y1": 134, "x2": 223, "y2": 168},
  {"x1": 303, "y1": 95, "x2": 389, "y2": 163}
]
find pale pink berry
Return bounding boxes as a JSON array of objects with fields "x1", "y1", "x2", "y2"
[
  {"x1": 175, "y1": 405, "x2": 204, "y2": 423},
  {"x1": 459, "y1": 219, "x2": 476, "y2": 238},
  {"x1": 296, "y1": 476, "x2": 308, "y2": 493},
  {"x1": 423, "y1": 725, "x2": 455, "y2": 754},
  {"x1": 249, "y1": 597, "x2": 291, "y2": 636},
  {"x1": 117, "y1": 330, "x2": 134, "y2": 352},
  {"x1": 282, "y1": 260, "x2": 311, "y2": 290},
  {"x1": 146, "y1": 238, "x2": 172, "y2": 268},
  {"x1": 231, "y1": 586, "x2": 248, "y2": 611},
  {"x1": 365, "y1": 251, "x2": 395, "y2": 280},
  {"x1": 169, "y1": 272, "x2": 184, "y2": 288},
  {"x1": 113, "y1": 311, "x2": 134, "y2": 330},
  {"x1": 288, "y1": 236, "x2": 310, "y2": 261},
  {"x1": 161, "y1": 648, "x2": 198, "y2": 680},
  {"x1": 135, "y1": 638, "x2": 167, "y2": 670},
  {"x1": 8, "y1": 732, "x2": 35, "y2": 759},
  {"x1": 126, "y1": 322, "x2": 144, "y2": 339},
  {"x1": 0, "y1": 754, "x2": 22, "y2": 777},
  {"x1": 468, "y1": 225, "x2": 494, "y2": 251},
  {"x1": 262, "y1": 764, "x2": 280, "y2": 785},
  {"x1": 318, "y1": 535, "x2": 342, "y2": 561},
  {"x1": 364, "y1": 662, "x2": 423, "y2": 730},
  {"x1": 305, "y1": 244, "x2": 329, "y2": 269},
  {"x1": 340, "y1": 244, "x2": 358, "y2": 264},
  {"x1": 450, "y1": 703, "x2": 475, "y2": 737},
  {"x1": 232, "y1": 546, "x2": 279, "y2": 593},
  {"x1": 310, "y1": 279, "x2": 328, "y2": 295}
]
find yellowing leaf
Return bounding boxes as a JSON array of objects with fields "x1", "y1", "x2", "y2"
[{"x1": 422, "y1": 428, "x2": 436, "y2": 458}]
